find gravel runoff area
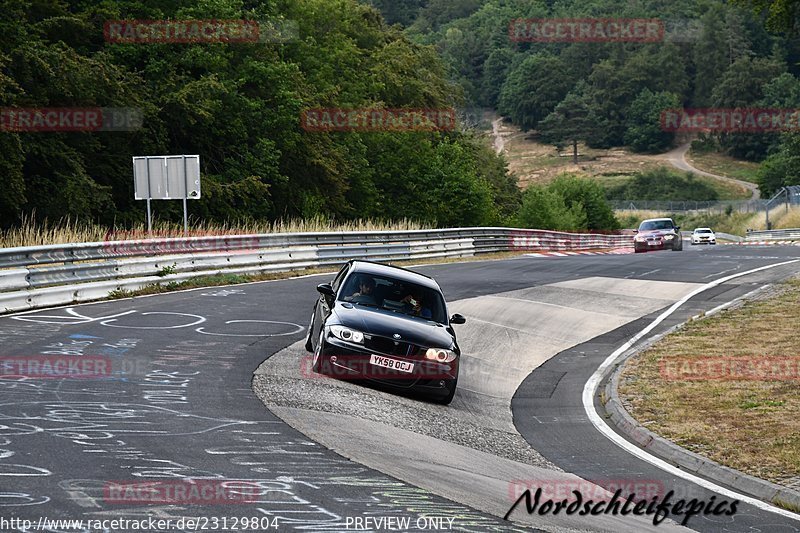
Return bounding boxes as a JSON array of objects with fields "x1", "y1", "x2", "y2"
[{"x1": 253, "y1": 340, "x2": 560, "y2": 471}]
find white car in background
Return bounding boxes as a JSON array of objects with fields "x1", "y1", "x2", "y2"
[{"x1": 691, "y1": 228, "x2": 716, "y2": 245}]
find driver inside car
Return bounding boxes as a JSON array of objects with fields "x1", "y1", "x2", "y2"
[{"x1": 345, "y1": 276, "x2": 377, "y2": 305}]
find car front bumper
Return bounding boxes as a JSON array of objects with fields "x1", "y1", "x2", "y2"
[
  {"x1": 634, "y1": 238, "x2": 677, "y2": 251},
  {"x1": 318, "y1": 337, "x2": 458, "y2": 397}
]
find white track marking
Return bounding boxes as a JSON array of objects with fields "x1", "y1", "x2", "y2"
[
  {"x1": 196, "y1": 320, "x2": 304, "y2": 337},
  {"x1": 100, "y1": 312, "x2": 206, "y2": 329},
  {"x1": 583, "y1": 259, "x2": 800, "y2": 520}
]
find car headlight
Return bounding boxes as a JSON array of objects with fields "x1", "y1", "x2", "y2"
[
  {"x1": 634, "y1": 236, "x2": 646, "y2": 242},
  {"x1": 425, "y1": 348, "x2": 457, "y2": 363},
  {"x1": 664, "y1": 234, "x2": 675, "y2": 240},
  {"x1": 329, "y1": 325, "x2": 364, "y2": 344}
]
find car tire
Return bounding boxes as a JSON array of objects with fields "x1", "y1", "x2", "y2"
[
  {"x1": 634, "y1": 249, "x2": 644, "y2": 253},
  {"x1": 312, "y1": 330, "x2": 325, "y2": 374},
  {"x1": 304, "y1": 309, "x2": 315, "y2": 353}
]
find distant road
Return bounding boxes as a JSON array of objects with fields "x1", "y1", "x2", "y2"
[
  {"x1": 492, "y1": 117, "x2": 505, "y2": 155},
  {"x1": 664, "y1": 143, "x2": 760, "y2": 200}
]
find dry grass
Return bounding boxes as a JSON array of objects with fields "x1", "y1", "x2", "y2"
[
  {"x1": 0, "y1": 214, "x2": 427, "y2": 249},
  {"x1": 615, "y1": 205, "x2": 800, "y2": 236},
  {"x1": 619, "y1": 278, "x2": 800, "y2": 485},
  {"x1": 491, "y1": 120, "x2": 751, "y2": 200},
  {"x1": 687, "y1": 151, "x2": 761, "y2": 184},
  {"x1": 774, "y1": 206, "x2": 800, "y2": 230}
]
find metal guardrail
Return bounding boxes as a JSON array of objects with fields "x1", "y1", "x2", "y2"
[
  {"x1": 0, "y1": 228, "x2": 632, "y2": 314},
  {"x1": 745, "y1": 228, "x2": 800, "y2": 241}
]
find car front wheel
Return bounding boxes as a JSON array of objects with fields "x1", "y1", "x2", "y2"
[{"x1": 304, "y1": 309, "x2": 315, "y2": 352}]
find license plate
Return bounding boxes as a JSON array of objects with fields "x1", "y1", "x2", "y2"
[
  {"x1": 648, "y1": 241, "x2": 660, "y2": 246},
  {"x1": 369, "y1": 354, "x2": 414, "y2": 373}
]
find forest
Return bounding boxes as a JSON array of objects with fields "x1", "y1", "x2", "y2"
[{"x1": 1, "y1": 0, "x2": 798, "y2": 232}]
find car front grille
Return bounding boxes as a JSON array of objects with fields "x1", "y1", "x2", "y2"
[{"x1": 363, "y1": 335, "x2": 423, "y2": 357}]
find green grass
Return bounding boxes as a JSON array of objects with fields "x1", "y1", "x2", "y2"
[
  {"x1": 687, "y1": 151, "x2": 761, "y2": 184},
  {"x1": 603, "y1": 166, "x2": 751, "y2": 202}
]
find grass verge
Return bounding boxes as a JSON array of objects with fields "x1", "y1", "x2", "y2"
[
  {"x1": 616, "y1": 205, "x2": 800, "y2": 236},
  {"x1": 618, "y1": 277, "x2": 800, "y2": 485},
  {"x1": 687, "y1": 151, "x2": 761, "y2": 184},
  {"x1": 0, "y1": 214, "x2": 427, "y2": 249}
]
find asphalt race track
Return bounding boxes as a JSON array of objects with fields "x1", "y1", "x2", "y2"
[{"x1": 2, "y1": 244, "x2": 800, "y2": 532}]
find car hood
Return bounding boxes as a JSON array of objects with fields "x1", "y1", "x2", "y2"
[
  {"x1": 331, "y1": 303, "x2": 455, "y2": 348},
  {"x1": 637, "y1": 229, "x2": 676, "y2": 237}
]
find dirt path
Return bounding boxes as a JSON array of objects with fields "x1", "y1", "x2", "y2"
[
  {"x1": 487, "y1": 115, "x2": 759, "y2": 199},
  {"x1": 661, "y1": 143, "x2": 760, "y2": 199},
  {"x1": 492, "y1": 117, "x2": 505, "y2": 155}
]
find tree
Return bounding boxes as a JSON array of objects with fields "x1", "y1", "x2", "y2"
[
  {"x1": 694, "y1": 6, "x2": 733, "y2": 106},
  {"x1": 498, "y1": 53, "x2": 573, "y2": 131},
  {"x1": 712, "y1": 56, "x2": 785, "y2": 159},
  {"x1": 730, "y1": 0, "x2": 800, "y2": 34},
  {"x1": 757, "y1": 133, "x2": 800, "y2": 195},
  {"x1": 548, "y1": 175, "x2": 620, "y2": 231},
  {"x1": 481, "y1": 47, "x2": 514, "y2": 107},
  {"x1": 624, "y1": 90, "x2": 682, "y2": 153},
  {"x1": 516, "y1": 186, "x2": 587, "y2": 231},
  {"x1": 538, "y1": 82, "x2": 595, "y2": 164}
]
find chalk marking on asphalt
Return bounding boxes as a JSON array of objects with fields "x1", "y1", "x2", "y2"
[{"x1": 583, "y1": 258, "x2": 800, "y2": 521}]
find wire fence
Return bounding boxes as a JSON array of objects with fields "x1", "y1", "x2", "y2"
[{"x1": 609, "y1": 200, "x2": 768, "y2": 213}]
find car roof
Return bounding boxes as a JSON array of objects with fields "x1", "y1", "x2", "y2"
[
  {"x1": 348, "y1": 260, "x2": 441, "y2": 290},
  {"x1": 694, "y1": 227, "x2": 713, "y2": 231},
  {"x1": 641, "y1": 218, "x2": 675, "y2": 223}
]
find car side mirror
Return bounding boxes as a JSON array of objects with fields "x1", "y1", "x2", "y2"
[
  {"x1": 632, "y1": 229, "x2": 638, "y2": 234},
  {"x1": 317, "y1": 283, "x2": 335, "y2": 298},
  {"x1": 675, "y1": 226, "x2": 681, "y2": 231},
  {"x1": 450, "y1": 314, "x2": 466, "y2": 325}
]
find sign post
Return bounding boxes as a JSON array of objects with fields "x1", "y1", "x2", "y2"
[{"x1": 133, "y1": 155, "x2": 201, "y2": 235}]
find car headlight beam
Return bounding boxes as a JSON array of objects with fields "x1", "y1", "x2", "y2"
[
  {"x1": 330, "y1": 325, "x2": 365, "y2": 344},
  {"x1": 425, "y1": 348, "x2": 456, "y2": 363}
]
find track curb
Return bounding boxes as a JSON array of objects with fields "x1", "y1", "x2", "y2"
[{"x1": 600, "y1": 286, "x2": 800, "y2": 512}]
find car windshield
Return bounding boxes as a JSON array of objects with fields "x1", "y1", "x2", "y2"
[
  {"x1": 338, "y1": 273, "x2": 447, "y2": 324},
  {"x1": 695, "y1": 229, "x2": 712, "y2": 234},
  {"x1": 639, "y1": 220, "x2": 674, "y2": 231}
]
